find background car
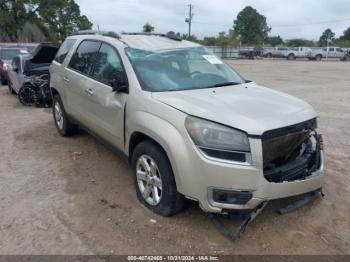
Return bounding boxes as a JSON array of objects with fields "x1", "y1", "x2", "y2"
[
  {"x1": 0, "y1": 47, "x2": 28, "y2": 85},
  {"x1": 7, "y1": 43, "x2": 59, "y2": 94}
]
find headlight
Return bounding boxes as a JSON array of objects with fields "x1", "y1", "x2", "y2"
[
  {"x1": 3, "y1": 63, "x2": 8, "y2": 71},
  {"x1": 185, "y1": 116, "x2": 250, "y2": 162}
]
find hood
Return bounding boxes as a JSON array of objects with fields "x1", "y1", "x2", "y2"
[
  {"x1": 23, "y1": 43, "x2": 59, "y2": 72},
  {"x1": 151, "y1": 82, "x2": 317, "y2": 136}
]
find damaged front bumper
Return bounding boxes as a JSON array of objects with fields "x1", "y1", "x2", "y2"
[{"x1": 204, "y1": 129, "x2": 325, "y2": 213}]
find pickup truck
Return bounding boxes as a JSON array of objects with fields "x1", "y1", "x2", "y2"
[
  {"x1": 285, "y1": 47, "x2": 312, "y2": 60},
  {"x1": 261, "y1": 47, "x2": 290, "y2": 58},
  {"x1": 308, "y1": 46, "x2": 346, "y2": 61}
]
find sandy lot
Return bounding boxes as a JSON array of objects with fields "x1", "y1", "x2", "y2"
[{"x1": 0, "y1": 60, "x2": 349, "y2": 255}]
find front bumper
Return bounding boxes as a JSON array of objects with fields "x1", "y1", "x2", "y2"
[{"x1": 170, "y1": 135, "x2": 324, "y2": 214}]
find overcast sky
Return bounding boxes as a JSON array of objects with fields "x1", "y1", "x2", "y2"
[{"x1": 75, "y1": 0, "x2": 350, "y2": 40}]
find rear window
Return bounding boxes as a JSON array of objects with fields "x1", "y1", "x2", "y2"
[
  {"x1": 0, "y1": 49, "x2": 20, "y2": 60},
  {"x1": 54, "y1": 39, "x2": 77, "y2": 64}
]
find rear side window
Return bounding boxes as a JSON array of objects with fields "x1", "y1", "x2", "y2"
[
  {"x1": 54, "y1": 39, "x2": 77, "y2": 63},
  {"x1": 69, "y1": 40, "x2": 101, "y2": 76}
]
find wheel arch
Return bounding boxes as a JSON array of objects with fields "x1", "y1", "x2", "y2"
[{"x1": 126, "y1": 112, "x2": 188, "y2": 194}]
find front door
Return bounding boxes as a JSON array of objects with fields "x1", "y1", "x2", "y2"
[{"x1": 81, "y1": 42, "x2": 128, "y2": 149}]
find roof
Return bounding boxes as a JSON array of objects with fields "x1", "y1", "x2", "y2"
[{"x1": 70, "y1": 31, "x2": 201, "y2": 51}]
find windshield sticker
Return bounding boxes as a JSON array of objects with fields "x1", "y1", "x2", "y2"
[{"x1": 202, "y1": 55, "x2": 223, "y2": 64}]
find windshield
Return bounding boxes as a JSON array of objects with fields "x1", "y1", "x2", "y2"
[
  {"x1": 1, "y1": 49, "x2": 21, "y2": 60},
  {"x1": 125, "y1": 47, "x2": 244, "y2": 92}
]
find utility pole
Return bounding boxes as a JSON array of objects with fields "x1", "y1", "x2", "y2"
[{"x1": 185, "y1": 4, "x2": 194, "y2": 39}]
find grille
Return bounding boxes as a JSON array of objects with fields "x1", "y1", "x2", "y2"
[{"x1": 262, "y1": 119, "x2": 321, "y2": 183}]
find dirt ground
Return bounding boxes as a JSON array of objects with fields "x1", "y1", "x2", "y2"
[{"x1": 0, "y1": 60, "x2": 349, "y2": 255}]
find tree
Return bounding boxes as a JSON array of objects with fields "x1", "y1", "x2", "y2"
[
  {"x1": 286, "y1": 38, "x2": 316, "y2": 47},
  {"x1": 339, "y1": 27, "x2": 350, "y2": 40},
  {"x1": 319, "y1": 28, "x2": 335, "y2": 46},
  {"x1": 0, "y1": 0, "x2": 93, "y2": 42},
  {"x1": 34, "y1": 0, "x2": 93, "y2": 41},
  {"x1": 267, "y1": 35, "x2": 283, "y2": 46},
  {"x1": 234, "y1": 6, "x2": 270, "y2": 45},
  {"x1": 142, "y1": 22, "x2": 154, "y2": 33}
]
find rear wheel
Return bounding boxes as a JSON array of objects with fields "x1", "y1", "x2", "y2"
[
  {"x1": 266, "y1": 53, "x2": 272, "y2": 58},
  {"x1": 131, "y1": 140, "x2": 184, "y2": 216},
  {"x1": 52, "y1": 94, "x2": 78, "y2": 137}
]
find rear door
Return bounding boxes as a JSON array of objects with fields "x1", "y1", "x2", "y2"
[
  {"x1": 80, "y1": 42, "x2": 128, "y2": 149},
  {"x1": 63, "y1": 40, "x2": 101, "y2": 124}
]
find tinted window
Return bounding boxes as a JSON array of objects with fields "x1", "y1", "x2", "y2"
[
  {"x1": 69, "y1": 40, "x2": 101, "y2": 76},
  {"x1": 329, "y1": 48, "x2": 334, "y2": 52},
  {"x1": 336, "y1": 48, "x2": 343, "y2": 52},
  {"x1": 54, "y1": 39, "x2": 76, "y2": 63},
  {"x1": 92, "y1": 43, "x2": 127, "y2": 87}
]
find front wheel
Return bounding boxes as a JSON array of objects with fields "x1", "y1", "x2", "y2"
[
  {"x1": 315, "y1": 55, "x2": 322, "y2": 61},
  {"x1": 287, "y1": 54, "x2": 295, "y2": 60},
  {"x1": 52, "y1": 95, "x2": 78, "y2": 137},
  {"x1": 131, "y1": 141, "x2": 184, "y2": 216}
]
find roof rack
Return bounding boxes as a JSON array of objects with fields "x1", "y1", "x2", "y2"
[
  {"x1": 72, "y1": 30, "x2": 121, "y2": 39},
  {"x1": 121, "y1": 31, "x2": 182, "y2": 41}
]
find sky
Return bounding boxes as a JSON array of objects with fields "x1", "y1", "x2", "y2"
[{"x1": 75, "y1": 0, "x2": 350, "y2": 40}]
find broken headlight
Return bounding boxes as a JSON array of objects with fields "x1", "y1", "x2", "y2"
[{"x1": 185, "y1": 116, "x2": 250, "y2": 162}]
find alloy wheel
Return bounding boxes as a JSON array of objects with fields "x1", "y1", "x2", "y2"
[
  {"x1": 136, "y1": 155, "x2": 163, "y2": 206},
  {"x1": 54, "y1": 102, "x2": 64, "y2": 130}
]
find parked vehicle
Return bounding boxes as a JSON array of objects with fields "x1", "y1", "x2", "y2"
[
  {"x1": 308, "y1": 46, "x2": 346, "y2": 61},
  {"x1": 261, "y1": 47, "x2": 290, "y2": 58},
  {"x1": 238, "y1": 47, "x2": 262, "y2": 59},
  {"x1": 285, "y1": 47, "x2": 312, "y2": 60},
  {"x1": 50, "y1": 31, "x2": 324, "y2": 217},
  {"x1": 8, "y1": 43, "x2": 59, "y2": 100},
  {"x1": 0, "y1": 48, "x2": 28, "y2": 85}
]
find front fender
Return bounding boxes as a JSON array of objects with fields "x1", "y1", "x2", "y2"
[{"x1": 126, "y1": 110, "x2": 190, "y2": 194}]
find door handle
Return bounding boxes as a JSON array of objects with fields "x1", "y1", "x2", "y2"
[
  {"x1": 85, "y1": 88, "x2": 94, "y2": 96},
  {"x1": 63, "y1": 77, "x2": 70, "y2": 83}
]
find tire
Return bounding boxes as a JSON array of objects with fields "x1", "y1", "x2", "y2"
[
  {"x1": 52, "y1": 94, "x2": 78, "y2": 137},
  {"x1": 266, "y1": 53, "x2": 272, "y2": 58},
  {"x1": 8, "y1": 80, "x2": 15, "y2": 94},
  {"x1": 18, "y1": 85, "x2": 35, "y2": 106},
  {"x1": 315, "y1": 54, "x2": 322, "y2": 61},
  {"x1": 131, "y1": 140, "x2": 184, "y2": 216},
  {"x1": 287, "y1": 54, "x2": 295, "y2": 60}
]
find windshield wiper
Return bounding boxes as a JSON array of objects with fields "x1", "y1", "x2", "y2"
[
  {"x1": 199, "y1": 81, "x2": 242, "y2": 89},
  {"x1": 213, "y1": 81, "x2": 242, "y2": 87}
]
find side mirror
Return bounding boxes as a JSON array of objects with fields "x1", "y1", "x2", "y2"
[{"x1": 110, "y1": 77, "x2": 128, "y2": 93}]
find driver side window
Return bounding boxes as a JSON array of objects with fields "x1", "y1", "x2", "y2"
[{"x1": 92, "y1": 43, "x2": 127, "y2": 87}]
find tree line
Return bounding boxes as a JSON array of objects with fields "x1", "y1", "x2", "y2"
[
  {"x1": 145, "y1": 6, "x2": 350, "y2": 48},
  {"x1": 0, "y1": 0, "x2": 92, "y2": 42}
]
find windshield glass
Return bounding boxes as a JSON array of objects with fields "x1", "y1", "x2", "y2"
[
  {"x1": 125, "y1": 47, "x2": 244, "y2": 92},
  {"x1": 1, "y1": 49, "x2": 21, "y2": 60}
]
